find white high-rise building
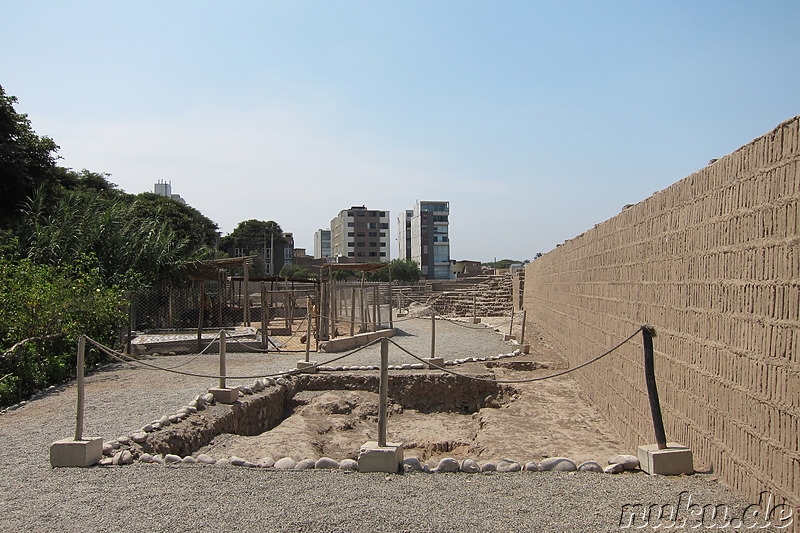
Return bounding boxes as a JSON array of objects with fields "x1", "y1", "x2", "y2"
[
  {"x1": 330, "y1": 206, "x2": 390, "y2": 262},
  {"x1": 153, "y1": 180, "x2": 185, "y2": 204},
  {"x1": 399, "y1": 201, "x2": 451, "y2": 279}
]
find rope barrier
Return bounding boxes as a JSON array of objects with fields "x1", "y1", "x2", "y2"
[
  {"x1": 157, "y1": 329, "x2": 223, "y2": 370},
  {"x1": 85, "y1": 336, "x2": 384, "y2": 381},
  {"x1": 387, "y1": 327, "x2": 643, "y2": 384}
]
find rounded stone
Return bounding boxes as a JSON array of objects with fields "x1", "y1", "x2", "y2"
[
  {"x1": 258, "y1": 458, "x2": 275, "y2": 468},
  {"x1": 102, "y1": 443, "x2": 114, "y2": 455},
  {"x1": 131, "y1": 432, "x2": 148, "y2": 443},
  {"x1": 604, "y1": 463, "x2": 625, "y2": 474},
  {"x1": 497, "y1": 459, "x2": 521, "y2": 473},
  {"x1": 182, "y1": 456, "x2": 197, "y2": 464},
  {"x1": 168, "y1": 415, "x2": 181, "y2": 424},
  {"x1": 539, "y1": 457, "x2": 577, "y2": 472},
  {"x1": 116, "y1": 436, "x2": 131, "y2": 445},
  {"x1": 119, "y1": 450, "x2": 133, "y2": 465},
  {"x1": 151, "y1": 422, "x2": 162, "y2": 430},
  {"x1": 577, "y1": 461, "x2": 603, "y2": 473},
  {"x1": 275, "y1": 378, "x2": 287, "y2": 386},
  {"x1": 402, "y1": 457, "x2": 424, "y2": 472},
  {"x1": 339, "y1": 459, "x2": 358, "y2": 472},
  {"x1": 264, "y1": 378, "x2": 276, "y2": 386},
  {"x1": 241, "y1": 386, "x2": 253, "y2": 395},
  {"x1": 274, "y1": 457, "x2": 296, "y2": 470},
  {"x1": 481, "y1": 462, "x2": 497, "y2": 472},
  {"x1": 164, "y1": 454, "x2": 182, "y2": 464},
  {"x1": 196, "y1": 454, "x2": 216, "y2": 464},
  {"x1": 294, "y1": 459, "x2": 316, "y2": 470},
  {"x1": 158, "y1": 416, "x2": 171, "y2": 426},
  {"x1": 202, "y1": 393, "x2": 215, "y2": 404},
  {"x1": 524, "y1": 461, "x2": 540, "y2": 472},
  {"x1": 460, "y1": 459, "x2": 481, "y2": 473},
  {"x1": 608, "y1": 454, "x2": 639, "y2": 470},
  {"x1": 99, "y1": 457, "x2": 113, "y2": 466},
  {"x1": 229, "y1": 456, "x2": 247, "y2": 466},
  {"x1": 151, "y1": 454, "x2": 165, "y2": 465},
  {"x1": 184, "y1": 405, "x2": 198, "y2": 413},
  {"x1": 139, "y1": 453, "x2": 154, "y2": 463},
  {"x1": 432, "y1": 458, "x2": 459, "y2": 473},
  {"x1": 215, "y1": 458, "x2": 230, "y2": 466},
  {"x1": 140, "y1": 424, "x2": 154, "y2": 433},
  {"x1": 315, "y1": 457, "x2": 339, "y2": 469}
]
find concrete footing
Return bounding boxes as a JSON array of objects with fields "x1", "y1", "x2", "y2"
[
  {"x1": 425, "y1": 357, "x2": 445, "y2": 369},
  {"x1": 468, "y1": 318, "x2": 481, "y2": 324},
  {"x1": 637, "y1": 442, "x2": 694, "y2": 475},
  {"x1": 296, "y1": 361, "x2": 319, "y2": 373},
  {"x1": 358, "y1": 441, "x2": 403, "y2": 473},
  {"x1": 521, "y1": 344, "x2": 531, "y2": 354},
  {"x1": 503, "y1": 334, "x2": 516, "y2": 341},
  {"x1": 50, "y1": 437, "x2": 103, "y2": 467},
  {"x1": 209, "y1": 387, "x2": 240, "y2": 404}
]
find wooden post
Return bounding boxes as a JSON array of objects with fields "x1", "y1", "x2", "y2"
[
  {"x1": 509, "y1": 307, "x2": 515, "y2": 336},
  {"x1": 75, "y1": 335, "x2": 86, "y2": 441},
  {"x1": 373, "y1": 285, "x2": 379, "y2": 330},
  {"x1": 350, "y1": 287, "x2": 356, "y2": 337},
  {"x1": 642, "y1": 325, "x2": 667, "y2": 449},
  {"x1": 305, "y1": 296, "x2": 313, "y2": 362},
  {"x1": 388, "y1": 275, "x2": 394, "y2": 329},
  {"x1": 520, "y1": 310, "x2": 527, "y2": 343},
  {"x1": 197, "y1": 283, "x2": 205, "y2": 353},
  {"x1": 360, "y1": 273, "x2": 366, "y2": 333},
  {"x1": 378, "y1": 337, "x2": 388, "y2": 448},
  {"x1": 260, "y1": 283, "x2": 268, "y2": 349},
  {"x1": 284, "y1": 291, "x2": 290, "y2": 331},
  {"x1": 219, "y1": 329, "x2": 227, "y2": 390},
  {"x1": 218, "y1": 269, "x2": 225, "y2": 327},
  {"x1": 243, "y1": 261, "x2": 250, "y2": 327},
  {"x1": 430, "y1": 309, "x2": 436, "y2": 359},
  {"x1": 265, "y1": 290, "x2": 272, "y2": 353},
  {"x1": 472, "y1": 294, "x2": 477, "y2": 321}
]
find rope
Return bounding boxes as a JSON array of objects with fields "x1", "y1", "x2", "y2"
[
  {"x1": 387, "y1": 327, "x2": 643, "y2": 384},
  {"x1": 85, "y1": 336, "x2": 384, "y2": 380},
  {"x1": 156, "y1": 329, "x2": 223, "y2": 370}
]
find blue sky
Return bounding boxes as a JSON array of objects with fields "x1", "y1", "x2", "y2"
[{"x1": 2, "y1": 1, "x2": 799, "y2": 261}]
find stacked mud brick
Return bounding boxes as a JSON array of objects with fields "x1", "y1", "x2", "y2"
[{"x1": 524, "y1": 116, "x2": 800, "y2": 510}]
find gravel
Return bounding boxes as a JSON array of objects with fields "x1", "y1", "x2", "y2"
[{"x1": 0, "y1": 317, "x2": 783, "y2": 532}]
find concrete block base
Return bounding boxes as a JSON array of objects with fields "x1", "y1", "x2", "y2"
[
  {"x1": 358, "y1": 441, "x2": 403, "y2": 473},
  {"x1": 637, "y1": 443, "x2": 694, "y2": 475},
  {"x1": 296, "y1": 360, "x2": 319, "y2": 373},
  {"x1": 425, "y1": 358, "x2": 445, "y2": 369},
  {"x1": 503, "y1": 334, "x2": 516, "y2": 342},
  {"x1": 521, "y1": 344, "x2": 531, "y2": 354},
  {"x1": 468, "y1": 318, "x2": 481, "y2": 324},
  {"x1": 50, "y1": 437, "x2": 103, "y2": 467},
  {"x1": 209, "y1": 387, "x2": 240, "y2": 404}
]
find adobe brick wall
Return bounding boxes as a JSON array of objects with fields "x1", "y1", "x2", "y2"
[{"x1": 523, "y1": 116, "x2": 799, "y2": 509}]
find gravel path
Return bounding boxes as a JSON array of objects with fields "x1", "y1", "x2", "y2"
[{"x1": 0, "y1": 317, "x2": 784, "y2": 532}]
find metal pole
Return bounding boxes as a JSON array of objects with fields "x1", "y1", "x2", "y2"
[
  {"x1": 305, "y1": 297, "x2": 312, "y2": 362},
  {"x1": 430, "y1": 309, "x2": 436, "y2": 359},
  {"x1": 75, "y1": 335, "x2": 86, "y2": 441},
  {"x1": 219, "y1": 329, "x2": 227, "y2": 390},
  {"x1": 378, "y1": 337, "x2": 388, "y2": 447},
  {"x1": 642, "y1": 325, "x2": 667, "y2": 449}
]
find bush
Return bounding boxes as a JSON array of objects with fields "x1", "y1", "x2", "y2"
[{"x1": 0, "y1": 258, "x2": 126, "y2": 406}]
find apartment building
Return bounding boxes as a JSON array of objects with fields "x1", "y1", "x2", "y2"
[
  {"x1": 313, "y1": 229, "x2": 331, "y2": 259},
  {"x1": 399, "y1": 200, "x2": 452, "y2": 279},
  {"x1": 329, "y1": 206, "x2": 390, "y2": 262}
]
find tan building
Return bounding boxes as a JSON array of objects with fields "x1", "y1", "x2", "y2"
[{"x1": 330, "y1": 206, "x2": 390, "y2": 262}]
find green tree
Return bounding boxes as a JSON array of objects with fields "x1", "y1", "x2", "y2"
[
  {"x1": 220, "y1": 219, "x2": 285, "y2": 256},
  {"x1": 0, "y1": 85, "x2": 60, "y2": 228},
  {"x1": 0, "y1": 257, "x2": 125, "y2": 406},
  {"x1": 366, "y1": 259, "x2": 421, "y2": 283},
  {"x1": 279, "y1": 264, "x2": 314, "y2": 279},
  {"x1": 129, "y1": 192, "x2": 218, "y2": 251}
]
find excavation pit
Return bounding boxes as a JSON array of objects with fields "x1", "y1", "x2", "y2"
[{"x1": 128, "y1": 372, "x2": 517, "y2": 465}]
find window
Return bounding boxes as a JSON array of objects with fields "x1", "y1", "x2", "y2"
[
  {"x1": 347, "y1": 241, "x2": 354, "y2": 247},
  {"x1": 379, "y1": 252, "x2": 386, "y2": 257},
  {"x1": 380, "y1": 242, "x2": 386, "y2": 247},
  {"x1": 356, "y1": 211, "x2": 365, "y2": 217},
  {"x1": 348, "y1": 252, "x2": 355, "y2": 257},
  {"x1": 369, "y1": 232, "x2": 377, "y2": 237},
  {"x1": 357, "y1": 252, "x2": 365, "y2": 257},
  {"x1": 357, "y1": 242, "x2": 365, "y2": 247},
  {"x1": 369, "y1": 242, "x2": 377, "y2": 247},
  {"x1": 369, "y1": 252, "x2": 377, "y2": 257},
  {"x1": 347, "y1": 222, "x2": 354, "y2": 227},
  {"x1": 379, "y1": 232, "x2": 385, "y2": 237},
  {"x1": 348, "y1": 232, "x2": 354, "y2": 237},
  {"x1": 380, "y1": 223, "x2": 389, "y2": 229},
  {"x1": 379, "y1": 211, "x2": 386, "y2": 217},
  {"x1": 357, "y1": 232, "x2": 365, "y2": 237}
]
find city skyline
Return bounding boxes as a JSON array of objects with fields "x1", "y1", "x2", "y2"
[{"x1": 2, "y1": 2, "x2": 799, "y2": 262}]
